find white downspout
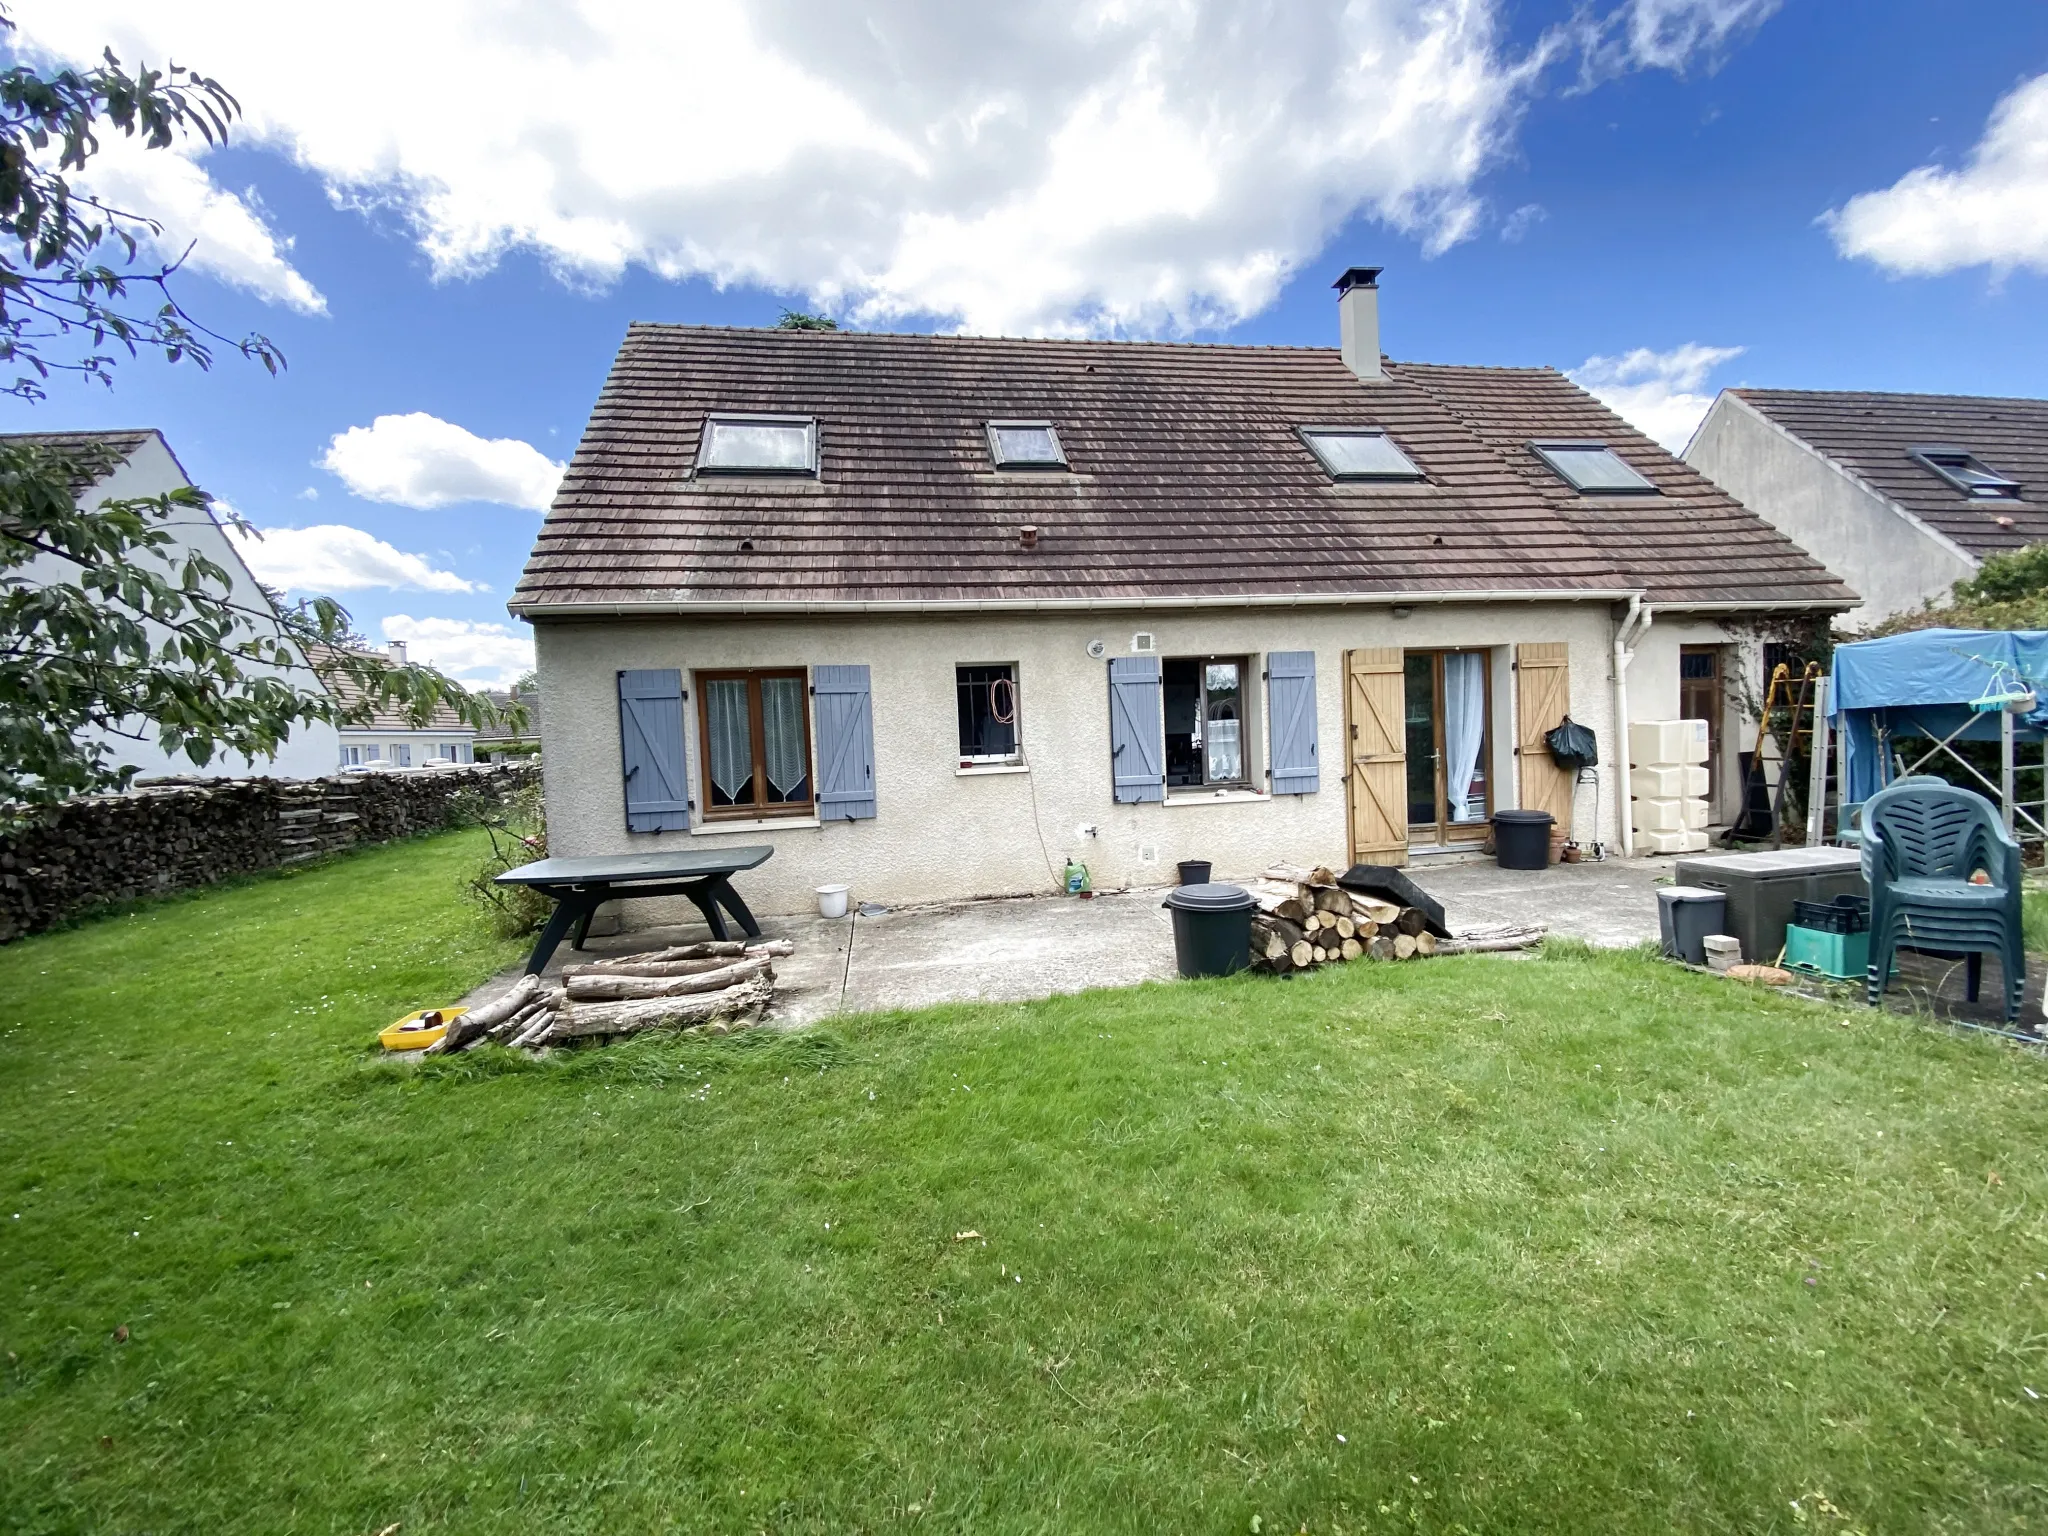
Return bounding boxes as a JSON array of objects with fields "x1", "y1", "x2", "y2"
[{"x1": 1612, "y1": 595, "x2": 1652, "y2": 857}]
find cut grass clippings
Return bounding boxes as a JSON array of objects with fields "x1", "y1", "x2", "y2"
[{"x1": 3, "y1": 830, "x2": 2047, "y2": 1532}]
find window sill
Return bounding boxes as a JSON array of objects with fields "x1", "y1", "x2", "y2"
[
  {"x1": 1163, "y1": 789, "x2": 1270, "y2": 808},
  {"x1": 955, "y1": 763, "x2": 1029, "y2": 777},
  {"x1": 691, "y1": 815, "x2": 821, "y2": 836}
]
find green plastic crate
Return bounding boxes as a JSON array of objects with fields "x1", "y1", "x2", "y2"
[{"x1": 1783, "y1": 923, "x2": 1869, "y2": 982}]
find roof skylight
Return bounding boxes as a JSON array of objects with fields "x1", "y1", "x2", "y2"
[
  {"x1": 987, "y1": 421, "x2": 1068, "y2": 470},
  {"x1": 1910, "y1": 445, "x2": 2022, "y2": 500},
  {"x1": 1529, "y1": 441, "x2": 1657, "y2": 495},
  {"x1": 697, "y1": 414, "x2": 818, "y2": 474},
  {"x1": 1299, "y1": 427, "x2": 1424, "y2": 483}
]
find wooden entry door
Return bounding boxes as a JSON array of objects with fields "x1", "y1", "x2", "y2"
[
  {"x1": 1679, "y1": 645, "x2": 1724, "y2": 821},
  {"x1": 1345, "y1": 648, "x2": 1407, "y2": 866}
]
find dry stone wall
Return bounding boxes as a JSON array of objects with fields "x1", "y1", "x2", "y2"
[{"x1": 0, "y1": 763, "x2": 538, "y2": 943}]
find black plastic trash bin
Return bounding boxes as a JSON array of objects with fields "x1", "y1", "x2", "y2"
[
  {"x1": 1162, "y1": 882, "x2": 1255, "y2": 978},
  {"x1": 1492, "y1": 809, "x2": 1554, "y2": 870},
  {"x1": 1657, "y1": 886, "x2": 1729, "y2": 966},
  {"x1": 1176, "y1": 860, "x2": 1213, "y2": 887}
]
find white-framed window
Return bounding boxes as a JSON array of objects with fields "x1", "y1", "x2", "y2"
[
  {"x1": 1164, "y1": 656, "x2": 1251, "y2": 789},
  {"x1": 340, "y1": 746, "x2": 362, "y2": 766},
  {"x1": 956, "y1": 663, "x2": 1021, "y2": 765}
]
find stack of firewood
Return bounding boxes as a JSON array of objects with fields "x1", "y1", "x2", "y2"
[
  {"x1": 422, "y1": 938, "x2": 793, "y2": 1054},
  {"x1": 1248, "y1": 864, "x2": 1437, "y2": 971}
]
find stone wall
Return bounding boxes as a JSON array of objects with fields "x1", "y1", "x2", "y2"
[{"x1": 0, "y1": 763, "x2": 539, "y2": 943}]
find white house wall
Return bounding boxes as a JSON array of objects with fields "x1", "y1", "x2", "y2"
[
  {"x1": 535, "y1": 600, "x2": 1639, "y2": 921},
  {"x1": 1685, "y1": 396, "x2": 1970, "y2": 627},
  {"x1": 24, "y1": 434, "x2": 340, "y2": 780}
]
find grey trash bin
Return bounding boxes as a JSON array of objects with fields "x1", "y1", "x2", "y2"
[
  {"x1": 1658, "y1": 886, "x2": 1729, "y2": 966},
  {"x1": 1162, "y1": 882, "x2": 1255, "y2": 978}
]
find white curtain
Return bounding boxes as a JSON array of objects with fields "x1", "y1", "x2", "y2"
[
  {"x1": 707, "y1": 679, "x2": 753, "y2": 802},
  {"x1": 1443, "y1": 652, "x2": 1487, "y2": 823}
]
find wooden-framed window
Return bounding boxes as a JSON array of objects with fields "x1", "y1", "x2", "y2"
[
  {"x1": 697, "y1": 668, "x2": 814, "y2": 818},
  {"x1": 1164, "y1": 655, "x2": 1251, "y2": 789}
]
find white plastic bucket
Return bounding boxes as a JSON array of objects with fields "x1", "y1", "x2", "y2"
[{"x1": 816, "y1": 883, "x2": 850, "y2": 919}]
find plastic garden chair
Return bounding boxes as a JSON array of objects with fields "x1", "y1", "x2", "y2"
[{"x1": 1860, "y1": 778, "x2": 2025, "y2": 1022}]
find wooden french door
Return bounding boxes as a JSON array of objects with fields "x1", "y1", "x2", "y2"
[{"x1": 1403, "y1": 650, "x2": 1494, "y2": 845}]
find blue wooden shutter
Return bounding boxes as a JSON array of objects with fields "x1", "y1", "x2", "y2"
[
  {"x1": 814, "y1": 664, "x2": 877, "y2": 820},
  {"x1": 1266, "y1": 650, "x2": 1320, "y2": 795},
  {"x1": 617, "y1": 668, "x2": 691, "y2": 832},
  {"x1": 1108, "y1": 655, "x2": 1165, "y2": 803}
]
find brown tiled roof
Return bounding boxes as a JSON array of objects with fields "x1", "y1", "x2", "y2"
[
  {"x1": 310, "y1": 646, "x2": 470, "y2": 734},
  {"x1": 0, "y1": 428, "x2": 159, "y2": 491},
  {"x1": 512, "y1": 325, "x2": 1853, "y2": 614},
  {"x1": 1732, "y1": 388, "x2": 2048, "y2": 561}
]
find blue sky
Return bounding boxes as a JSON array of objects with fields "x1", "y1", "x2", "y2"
[{"x1": 6, "y1": 0, "x2": 2047, "y2": 686}]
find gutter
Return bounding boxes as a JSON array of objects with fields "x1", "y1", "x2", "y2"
[
  {"x1": 1612, "y1": 595, "x2": 1653, "y2": 858},
  {"x1": 510, "y1": 586, "x2": 1647, "y2": 621}
]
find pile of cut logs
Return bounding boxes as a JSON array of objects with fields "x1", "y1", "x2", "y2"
[
  {"x1": 1249, "y1": 865, "x2": 1435, "y2": 971},
  {"x1": 1245, "y1": 864, "x2": 1544, "y2": 973},
  {"x1": 420, "y1": 938, "x2": 793, "y2": 1054}
]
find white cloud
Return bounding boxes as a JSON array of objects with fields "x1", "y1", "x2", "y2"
[
  {"x1": 69, "y1": 134, "x2": 325, "y2": 313},
  {"x1": 12, "y1": 0, "x2": 1767, "y2": 338},
  {"x1": 381, "y1": 615, "x2": 533, "y2": 690},
  {"x1": 1569, "y1": 342, "x2": 1743, "y2": 452},
  {"x1": 322, "y1": 413, "x2": 564, "y2": 512},
  {"x1": 1574, "y1": 0, "x2": 1780, "y2": 84},
  {"x1": 1499, "y1": 202, "x2": 1546, "y2": 242},
  {"x1": 225, "y1": 522, "x2": 479, "y2": 594},
  {"x1": 1828, "y1": 72, "x2": 2048, "y2": 278}
]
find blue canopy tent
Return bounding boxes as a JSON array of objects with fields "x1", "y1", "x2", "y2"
[{"x1": 1829, "y1": 628, "x2": 2048, "y2": 837}]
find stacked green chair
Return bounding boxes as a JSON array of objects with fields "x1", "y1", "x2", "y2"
[{"x1": 1861, "y1": 778, "x2": 2025, "y2": 1022}]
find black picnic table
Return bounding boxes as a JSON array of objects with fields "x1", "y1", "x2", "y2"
[{"x1": 495, "y1": 847, "x2": 774, "y2": 975}]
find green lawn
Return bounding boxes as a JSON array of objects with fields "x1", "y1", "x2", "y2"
[{"x1": 4, "y1": 831, "x2": 2048, "y2": 1534}]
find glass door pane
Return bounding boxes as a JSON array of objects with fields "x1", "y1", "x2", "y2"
[{"x1": 1403, "y1": 653, "x2": 1438, "y2": 829}]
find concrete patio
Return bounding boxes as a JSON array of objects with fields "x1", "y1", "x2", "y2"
[{"x1": 464, "y1": 854, "x2": 1681, "y2": 1026}]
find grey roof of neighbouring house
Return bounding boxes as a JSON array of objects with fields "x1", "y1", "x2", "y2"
[
  {"x1": 310, "y1": 646, "x2": 472, "y2": 735},
  {"x1": 512, "y1": 325, "x2": 1855, "y2": 615},
  {"x1": 0, "y1": 428, "x2": 165, "y2": 492},
  {"x1": 1733, "y1": 388, "x2": 2048, "y2": 560}
]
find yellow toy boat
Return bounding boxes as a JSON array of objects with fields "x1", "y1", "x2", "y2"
[{"x1": 378, "y1": 1007, "x2": 467, "y2": 1052}]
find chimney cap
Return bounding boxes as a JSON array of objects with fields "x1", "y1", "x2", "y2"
[{"x1": 1333, "y1": 266, "x2": 1382, "y2": 294}]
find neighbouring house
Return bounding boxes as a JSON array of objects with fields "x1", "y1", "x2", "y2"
[
  {"x1": 510, "y1": 269, "x2": 1855, "y2": 919},
  {"x1": 316, "y1": 641, "x2": 477, "y2": 769},
  {"x1": 1685, "y1": 388, "x2": 2048, "y2": 627},
  {"x1": 8, "y1": 427, "x2": 341, "y2": 781},
  {"x1": 473, "y1": 686, "x2": 542, "y2": 761}
]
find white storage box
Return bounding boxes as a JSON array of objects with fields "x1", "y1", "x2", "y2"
[
  {"x1": 1639, "y1": 827, "x2": 1710, "y2": 854},
  {"x1": 1632, "y1": 763, "x2": 1710, "y2": 797},
  {"x1": 1629, "y1": 718, "x2": 1710, "y2": 767},
  {"x1": 1633, "y1": 796, "x2": 1709, "y2": 833}
]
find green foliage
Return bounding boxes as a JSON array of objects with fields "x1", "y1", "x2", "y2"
[
  {"x1": 1867, "y1": 542, "x2": 2048, "y2": 637},
  {"x1": 1954, "y1": 542, "x2": 2048, "y2": 606},
  {"x1": 0, "y1": 8, "x2": 280, "y2": 397},
  {"x1": 453, "y1": 777, "x2": 549, "y2": 936},
  {"x1": 0, "y1": 438, "x2": 520, "y2": 825},
  {"x1": 775, "y1": 308, "x2": 838, "y2": 330},
  {"x1": 3, "y1": 837, "x2": 2047, "y2": 1530}
]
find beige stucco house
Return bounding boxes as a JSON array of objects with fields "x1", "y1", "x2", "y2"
[{"x1": 511, "y1": 271, "x2": 1855, "y2": 918}]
